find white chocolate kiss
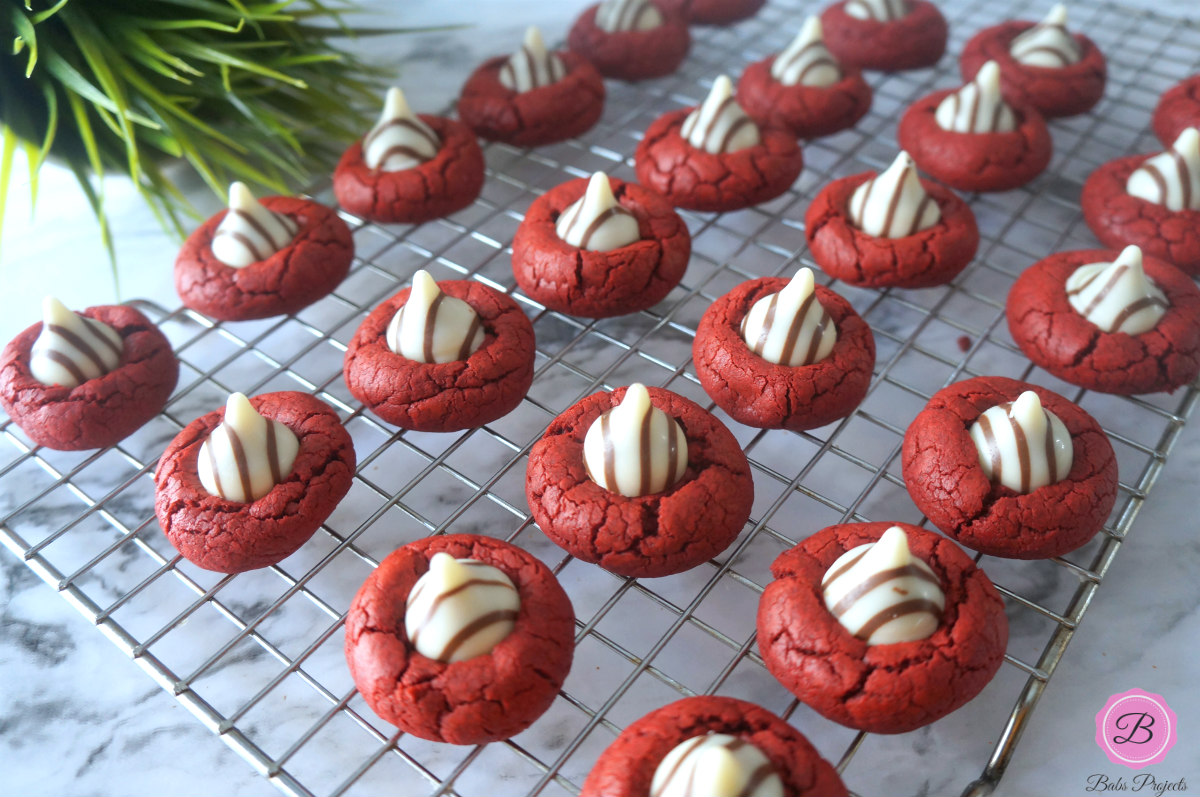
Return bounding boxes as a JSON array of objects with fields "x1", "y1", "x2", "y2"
[
  {"x1": 404, "y1": 553, "x2": 520, "y2": 663},
  {"x1": 1066, "y1": 245, "x2": 1168, "y2": 335},
  {"x1": 770, "y1": 17, "x2": 842, "y2": 88},
  {"x1": 1126, "y1": 128, "x2": 1200, "y2": 212},
  {"x1": 1009, "y1": 4, "x2": 1083, "y2": 68},
  {"x1": 198, "y1": 393, "x2": 300, "y2": 503},
  {"x1": 739, "y1": 268, "x2": 837, "y2": 366},
  {"x1": 29, "y1": 296, "x2": 122, "y2": 389},
  {"x1": 844, "y1": 0, "x2": 909, "y2": 22},
  {"x1": 821, "y1": 526, "x2": 945, "y2": 645},
  {"x1": 969, "y1": 390, "x2": 1073, "y2": 494},
  {"x1": 387, "y1": 270, "x2": 485, "y2": 364},
  {"x1": 362, "y1": 87, "x2": 440, "y2": 172},
  {"x1": 583, "y1": 383, "x2": 687, "y2": 498},
  {"x1": 650, "y1": 733, "x2": 784, "y2": 797},
  {"x1": 848, "y1": 151, "x2": 941, "y2": 238},
  {"x1": 595, "y1": 0, "x2": 663, "y2": 32},
  {"x1": 555, "y1": 172, "x2": 640, "y2": 251},
  {"x1": 211, "y1": 182, "x2": 300, "y2": 268},
  {"x1": 935, "y1": 61, "x2": 1017, "y2": 134},
  {"x1": 680, "y1": 75, "x2": 761, "y2": 155},
  {"x1": 499, "y1": 27, "x2": 566, "y2": 92}
]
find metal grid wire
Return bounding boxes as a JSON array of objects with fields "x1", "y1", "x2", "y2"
[{"x1": 2, "y1": 0, "x2": 1198, "y2": 795}]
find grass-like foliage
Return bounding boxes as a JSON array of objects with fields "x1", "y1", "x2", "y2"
[{"x1": 0, "y1": 0, "x2": 396, "y2": 266}]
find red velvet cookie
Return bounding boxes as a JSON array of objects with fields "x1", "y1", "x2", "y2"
[
  {"x1": 526, "y1": 385, "x2": 753, "y2": 578},
  {"x1": 959, "y1": 21, "x2": 1106, "y2": 119},
  {"x1": 820, "y1": 1, "x2": 948, "y2": 72},
  {"x1": 656, "y1": 0, "x2": 765, "y2": 25},
  {"x1": 1006, "y1": 249, "x2": 1200, "y2": 395},
  {"x1": 1081, "y1": 153, "x2": 1200, "y2": 276},
  {"x1": 634, "y1": 107, "x2": 803, "y2": 212},
  {"x1": 736, "y1": 55, "x2": 872, "y2": 139},
  {"x1": 458, "y1": 52, "x2": 605, "y2": 147},
  {"x1": 343, "y1": 280, "x2": 535, "y2": 432},
  {"x1": 581, "y1": 696, "x2": 847, "y2": 796},
  {"x1": 511, "y1": 177, "x2": 690, "y2": 318},
  {"x1": 901, "y1": 376, "x2": 1118, "y2": 559},
  {"x1": 333, "y1": 115, "x2": 484, "y2": 224},
  {"x1": 567, "y1": 4, "x2": 690, "y2": 81},
  {"x1": 175, "y1": 196, "x2": 353, "y2": 322},
  {"x1": 154, "y1": 391, "x2": 355, "y2": 573},
  {"x1": 898, "y1": 89, "x2": 1052, "y2": 193},
  {"x1": 344, "y1": 533, "x2": 574, "y2": 744},
  {"x1": 758, "y1": 521, "x2": 1008, "y2": 734},
  {"x1": 0, "y1": 304, "x2": 178, "y2": 451},
  {"x1": 1153, "y1": 75, "x2": 1200, "y2": 147},
  {"x1": 805, "y1": 172, "x2": 979, "y2": 287},
  {"x1": 693, "y1": 276, "x2": 875, "y2": 430}
]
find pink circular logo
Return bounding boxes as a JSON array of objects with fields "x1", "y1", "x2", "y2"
[{"x1": 1095, "y1": 688, "x2": 1178, "y2": 769}]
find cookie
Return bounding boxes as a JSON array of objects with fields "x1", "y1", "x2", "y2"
[
  {"x1": 525, "y1": 384, "x2": 753, "y2": 578},
  {"x1": 511, "y1": 175, "x2": 690, "y2": 318},
  {"x1": 333, "y1": 110, "x2": 484, "y2": 225},
  {"x1": 1153, "y1": 75, "x2": 1200, "y2": 147},
  {"x1": 567, "y1": 2, "x2": 690, "y2": 81},
  {"x1": 1007, "y1": 248, "x2": 1200, "y2": 395},
  {"x1": 1081, "y1": 152, "x2": 1200, "y2": 277},
  {"x1": 344, "y1": 533, "x2": 574, "y2": 745},
  {"x1": 175, "y1": 192, "x2": 354, "y2": 322},
  {"x1": 634, "y1": 88, "x2": 803, "y2": 213},
  {"x1": 656, "y1": 0, "x2": 765, "y2": 25},
  {"x1": 154, "y1": 391, "x2": 355, "y2": 573},
  {"x1": 758, "y1": 521, "x2": 1008, "y2": 734},
  {"x1": 0, "y1": 303, "x2": 178, "y2": 451},
  {"x1": 820, "y1": 0, "x2": 948, "y2": 72},
  {"x1": 581, "y1": 696, "x2": 847, "y2": 796},
  {"x1": 959, "y1": 16, "x2": 1106, "y2": 119},
  {"x1": 805, "y1": 160, "x2": 979, "y2": 288},
  {"x1": 898, "y1": 85, "x2": 1052, "y2": 193},
  {"x1": 901, "y1": 376, "x2": 1118, "y2": 559},
  {"x1": 693, "y1": 271, "x2": 875, "y2": 430},
  {"x1": 458, "y1": 29, "x2": 605, "y2": 147}
]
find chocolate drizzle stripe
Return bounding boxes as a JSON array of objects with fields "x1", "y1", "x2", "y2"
[
  {"x1": 522, "y1": 45, "x2": 539, "y2": 87},
  {"x1": 601, "y1": 411, "x2": 618, "y2": 491},
  {"x1": 457, "y1": 314, "x2": 483, "y2": 362},
  {"x1": 650, "y1": 736, "x2": 707, "y2": 797},
  {"x1": 977, "y1": 413, "x2": 1003, "y2": 486},
  {"x1": 990, "y1": 100, "x2": 1004, "y2": 134},
  {"x1": 364, "y1": 117, "x2": 439, "y2": 152},
  {"x1": 225, "y1": 424, "x2": 254, "y2": 502},
  {"x1": 1172, "y1": 150, "x2": 1192, "y2": 209},
  {"x1": 753, "y1": 294, "x2": 778, "y2": 357},
  {"x1": 965, "y1": 87, "x2": 981, "y2": 133},
  {"x1": 880, "y1": 175, "x2": 907, "y2": 237},
  {"x1": 853, "y1": 174, "x2": 876, "y2": 226},
  {"x1": 40, "y1": 349, "x2": 86, "y2": 386},
  {"x1": 829, "y1": 564, "x2": 941, "y2": 618},
  {"x1": 1019, "y1": 44, "x2": 1071, "y2": 66},
  {"x1": 578, "y1": 206, "x2": 633, "y2": 249},
  {"x1": 854, "y1": 598, "x2": 943, "y2": 641},
  {"x1": 1004, "y1": 406, "x2": 1033, "y2": 494},
  {"x1": 214, "y1": 230, "x2": 266, "y2": 263},
  {"x1": 1110, "y1": 295, "x2": 1169, "y2": 332},
  {"x1": 230, "y1": 207, "x2": 287, "y2": 252},
  {"x1": 804, "y1": 312, "x2": 828, "y2": 365},
  {"x1": 438, "y1": 609, "x2": 520, "y2": 662},
  {"x1": 718, "y1": 117, "x2": 753, "y2": 154},
  {"x1": 1141, "y1": 164, "x2": 1169, "y2": 205},
  {"x1": 822, "y1": 548, "x2": 868, "y2": 587},
  {"x1": 1065, "y1": 266, "x2": 1105, "y2": 297},
  {"x1": 266, "y1": 419, "x2": 282, "y2": 486},
  {"x1": 206, "y1": 433, "x2": 225, "y2": 499},
  {"x1": 907, "y1": 194, "x2": 936, "y2": 236},
  {"x1": 638, "y1": 403, "x2": 653, "y2": 497},
  {"x1": 700, "y1": 95, "x2": 737, "y2": 147},
  {"x1": 743, "y1": 762, "x2": 778, "y2": 795},
  {"x1": 84, "y1": 317, "x2": 123, "y2": 361},
  {"x1": 375, "y1": 144, "x2": 432, "y2": 170},
  {"x1": 408, "y1": 576, "x2": 515, "y2": 628},
  {"x1": 1081, "y1": 264, "x2": 1130, "y2": 318},
  {"x1": 667, "y1": 415, "x2": 682, "y2": 490},
  {"x1": 1043, "y1": 410, "x2": 1058, "y2": 484},
  {"x1": 795, "y1": 55, "x2": 838, "y2": 85},
  {"x1": 45, "y1": 323, "x2": 107, "y2": 376},
  {"x1": 779, "y1": 292, "x2": 815, "y2": 365},
  {"x1": 423, "y1": 293, "x2": 446, "y2": 363}
]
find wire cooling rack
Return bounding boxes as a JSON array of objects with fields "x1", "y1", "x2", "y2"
[{"x1": 2, "y1": 1, "x2": 1198, "y2": 795}]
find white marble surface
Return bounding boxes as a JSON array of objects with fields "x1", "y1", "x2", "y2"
[{"x1": 2, "y1": 1, "x2": 1199, "y2": 797}]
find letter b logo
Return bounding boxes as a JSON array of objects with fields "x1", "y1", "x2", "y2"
[
  {"x1": 1113, "y1": 712, "x2": 1154, "y2": 745},
  {"x1": 1096, "y1": 689, "x2": 1177, "y2": 769}
]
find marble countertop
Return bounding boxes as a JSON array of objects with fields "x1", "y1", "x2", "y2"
[{"x1": 2, "y1": 1, "x2": 1199, "y2": 796}]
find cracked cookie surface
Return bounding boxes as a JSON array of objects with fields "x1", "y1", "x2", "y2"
[
  {"x1": 154, "y1": 391, "x2": 355, "y2": 573},
  {"x1": 175, "y1": 196, "x2": 354, "y2": 322},
  {"x1": 1, "y1": 304, "x2": 179, "y2": 451},
  {"x1": 656, "y1": 0, "x2": 765, "y2": 25},
  {"x1": 344, "y1": 533, "x2": 574, "y2": 745},
  {"x1": 899, "y1": 89, "x2": 1052, "y2": 193},
  {"x1": 343, "y1": 280, "x2": 535, "y2": 432},
  {"x1": 805, "y1": 172, "x2": 979, "y2": 288},
  {"x1": 1007, "y1": 249, "x2": 1200, "y2": 395},
  {"x1": 581, "y1": 696, "x2": 847, "y2": 796},
  {"x1": 901, "y1": 376, "x2": 1117, "y2": 559},
  {"x1": 758, "y1": 521, "x2": 1008, "y2": 734},
  {"x1": 333, "y1": 115, "x2": 484, "y2": 224},
  {"x1": 634, "y1": 107, "x2": 803, "y2": 213},
  {"x1": 736, "y1": 55, "x2": 872, "y2": 139},
  {"x1": 567, "y1": 5, "x2": 690, "y2": 81},
  {"x1": 1082, "y1": 154, "x2": 1200, "y2": 276},
  {"x1": 960, "y1": 21, "x2": 1106, "y2": 119},
  {"x1": 511, "y1": 177, "x2": 690, "y2": 319},
  {"x1": 526, "y1": 385, "x2": 752, "y2": 578},
  {"x1": 1153, "y1": 75, "x2": 1200, "y2": 147},
  {"x1": 693, "y1": 277, "x2": 875, "y2": 430},
  {"x1": 820, "y1": 0, "x2": 948, "y2": 71},
  {"x1": 458, "y1": 53, "x2": 604, "y2": 147}
]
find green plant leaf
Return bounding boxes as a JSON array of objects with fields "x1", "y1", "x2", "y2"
[
  {"x1": 8, "y1": 6, "x2": 38, "y2": 75},
  {"x1": 0, "y1": 127, "x2": 17, "y2": 262},
  {"x1": 31, "y1": 0, "x2": 73, "y2": 25}
]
